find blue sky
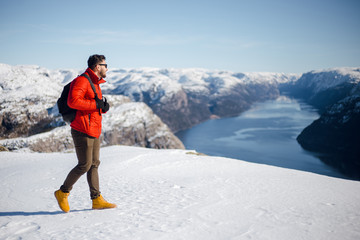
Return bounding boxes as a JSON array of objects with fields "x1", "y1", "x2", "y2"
[{"x1": 0, "y1": 0, "x2": 359, "y2": 73}]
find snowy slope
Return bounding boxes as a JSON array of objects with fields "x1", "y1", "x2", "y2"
[
  {"x1": 0, "y1": 146, "x2": 359, "y2": 240},
  {"x1": 0, "y1": 63, "x2": 80, "y2": 109},
  {"x1": 0, "y1": 64, "x2": 183, "y2": 149},
  {"x1": 291, "y1": 67, "x2": 360, "y2": 94},
  {"x1": 0, "y1": 64, "x2": 80, "y2": 138}
]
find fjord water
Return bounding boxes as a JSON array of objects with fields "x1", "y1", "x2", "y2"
[{"x1": 176, "y1": 96, "x2": 348, "y2": 179}]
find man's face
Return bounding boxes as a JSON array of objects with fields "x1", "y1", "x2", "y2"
[{"x1": 97, "y1": 61, "x2": 108, "y2": 79}]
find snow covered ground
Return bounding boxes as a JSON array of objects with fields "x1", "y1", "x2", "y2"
[{"x1": 0, "y1": 146, "x2": 359, "y2": 240}]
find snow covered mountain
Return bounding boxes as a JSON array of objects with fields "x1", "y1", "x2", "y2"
[
  {"x1": 1, "y1": 146, "x2": 359, "y2": 239},
  {"x1": 0, "y1": 63, "x2": 184, "y2": 151},
  {"x1": 2, "y1": 62, "x2": 359, "y2": 172},
  {"x1": 104, "y1": 68, "x2": 299, "y2": 132},
  {"x1": 0, "y1": 64, "x2": 71, "y2": 138},
  {"x1": 280, "y1": 67, "x2": 360, "y2": 112},
  {"x1": 0, "y1": 63, "x2": 298, "y2": 152}
]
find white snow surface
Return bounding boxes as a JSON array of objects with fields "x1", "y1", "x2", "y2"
[{"x1": 1, "y1": 146, "x2": 359, "y2": 240}]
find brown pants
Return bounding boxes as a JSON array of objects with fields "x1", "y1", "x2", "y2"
[{"x1": 60, "y1": 128, "x2": 101, "y2": 199}]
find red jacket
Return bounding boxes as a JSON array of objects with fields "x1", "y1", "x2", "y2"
[{"x1": 68, "y1": 68, "x2": 106, "y2": 138}]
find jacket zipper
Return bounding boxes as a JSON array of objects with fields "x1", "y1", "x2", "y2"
[{"x1": 88, "y1": 114, "x2": 91, "y2": 127}]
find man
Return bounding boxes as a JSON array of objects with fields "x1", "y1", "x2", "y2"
[{"x1": 54, "y1": 54, "x2": 116, "y2": 212}]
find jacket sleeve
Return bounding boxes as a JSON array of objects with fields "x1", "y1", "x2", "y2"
[{"x1": 67, "y1": 77, "x2": 97, "y2": 111}]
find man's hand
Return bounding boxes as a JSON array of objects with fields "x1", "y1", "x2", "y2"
[
  {"x1": 103, "y1": 97, "x2": 110, "y2": 113},
  {"x1": 95, "y1": 95, "x2": 104, "y2": 110},
  {"x1": 95, "y1": 96, "x2": 110, "y2": 113}
]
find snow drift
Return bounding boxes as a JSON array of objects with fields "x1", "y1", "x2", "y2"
[{"x1": 0, "y1": 146, "x2": 359, "y2": 239}]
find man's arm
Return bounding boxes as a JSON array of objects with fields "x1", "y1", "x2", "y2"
[{"x1": 67, "y1": 76, "x2": 97, "y2": 111}]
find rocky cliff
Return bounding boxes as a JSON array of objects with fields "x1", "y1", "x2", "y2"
[
  {"x1": 281, "y1": 67, "x2": 360, "y2": 178},
  {"x1": 297, "y1": 95, "x2": 360, "y2": 178},
  {"x1": 0, "y1": 96, "x2": 184, "y2": 152}
]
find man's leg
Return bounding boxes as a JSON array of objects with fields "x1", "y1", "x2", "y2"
[
  {"x1": 60, "y1": 129, "x2": 94, "y2": 193},
  {"x1": 87, "y1": 136, "x2": 101, "y2": 199},
  {"x1": 88, "y1": 137, "x2": 117, "y2": 209}
]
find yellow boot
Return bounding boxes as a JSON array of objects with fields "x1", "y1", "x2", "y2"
[
  {"x1": 54, "y1": 190, "x2": 70, "y2": 213},
  {"x1": 92, "y1": 195, "x2": 117, "y2": 209}
]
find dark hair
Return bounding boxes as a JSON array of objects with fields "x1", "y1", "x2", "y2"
[{"x1": 87, "y1": 54, "x2": 106, "y2": 70}]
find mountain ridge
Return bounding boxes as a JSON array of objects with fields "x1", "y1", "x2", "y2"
[{"x1": 1, "y1": 62, "x2": 359, "y2": 179}]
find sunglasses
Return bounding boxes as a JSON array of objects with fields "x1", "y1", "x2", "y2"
[{"x1": 99, "y1": 64, "x2": 108, "y2": 68}]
